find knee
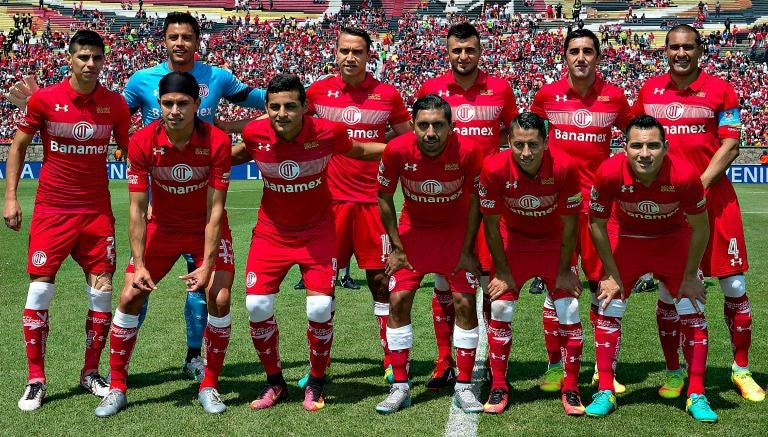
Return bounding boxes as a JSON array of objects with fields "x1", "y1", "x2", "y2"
[
  {"x1": 453, "y1": 325, "x2": 479, "y2": 348},
  {"x1": 87, "y1": 273, "x2": 113, "y2": 312},
  {"x1": 675, "y1": 297, "x2": 705, "y2": 316},
  {"x1": 490, "y1": 299, "x2": 515, "y2": 322},
  {"x1": 306, "y1": 295, "x2": 333, "y2": 323},
  {"x1": 25, "y1": 282, "x2": 56, "y2": 310},
  {"x1": 554, "y1": 297, "x2": 580, "y2": 324},
  {"x1": 720, "y1": 274, "x2": 746, "y2": 298},
  {"x1": 246, "y1": 294, "x2": 275, "y2": 323},
  {"x1": 598, "y1": 299, "x2": 627, "y2": 318},
  {"x1": 91, "y1": 272, "x2": 113, "y2": 292}
]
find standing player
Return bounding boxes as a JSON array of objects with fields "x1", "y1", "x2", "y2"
[
  {"x1": 530, "y1": 28, "x2": 632, "y2": 394},
  {"x1": 633, "y1": 24, "x2": 764, "y2": 402},
  {"x1": 94, "y1": 72, "x2": 234, "y2": 417},
  {"x1": 3, "y1": 30, "x2": 130, "y2": 411},
  {"x1": 416, "y1": 22, "x2": 518, "y2": 389},
  {"x1": 300, "y1": 27, "x2": 412, "y2": 387},
  {"x1": 231, "y1": 74, "x2": 386, "y2": 412},
  {"x1": 479, "y1": 112, "x2": 584, "y2": 415},
  {"x1": 586, "y1": 115, "x2": 716, "y2": 422},
  {"x1": 375, "y1": 94, "x2": 484, "y2": 414}
]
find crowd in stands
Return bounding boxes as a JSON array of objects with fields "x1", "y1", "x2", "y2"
[{"x1": 1, "y1": 7, "x2": 767, "y2": 149}]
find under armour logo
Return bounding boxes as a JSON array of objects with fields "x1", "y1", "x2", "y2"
[
  {"x1": 621, "y1": 185, "x2": 634, "y2": 193},
  {"x1": 687, "y1": 339, "x2": 708, "y2": 346},
  {"x1": 568, "y1": 354, "x2": 582, "y2": 363},
  {"x1": 153, "y1": 147, "x2": 165, "y2": 155},
  {"x1": 257, "y1": 143, "x2": 271, "y2": 151},
  {"x1": 659, "y1": 330, "x2": 678, "y2": 337},
  {"x1": 653, "y1": 88, "x2": 666, "y2": 95},
  {"x1": 54, "y1": 104, "x2": 68, "y2": 112},
  {"x1": 110, "y1": 348, "x2": 128, "y2": 355},
  {"x1": 594, "y1": 341, "x2": 611, "y2": 348},
  {"x1": 506, "y1": 180, "x2": 517, "y2": 189},
  {"x1": 327, "y1": 90, "x2": 339, "y2": 98},
  {"x1": 730, "y1": 258, "x2": 744, "y2": 266},
  {"x1": 438, "y1": 90, "x2": 450, "y2": 97},
  {"x1": 555, "y1": 94, "x2": 568, "y2": 102},
  {"x1": 256, "y1": 348, "x2": 271, "y2": 355},
  {"x1": 404, "y1": 163, "x2": 417, "y2": 171},
  {"x1": 311, "y1": 349, "x2": 330, "y2": 357},
  {"x1": 490, "y1": 353, "x2": 507, "y2": 361}
]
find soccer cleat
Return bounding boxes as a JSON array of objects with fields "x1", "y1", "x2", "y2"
[
  {"x1": 338, "y1": 275, "x2": 360, "y2": 290},
  {"x1": 539, "y1": 365, "x2": 564, "y2": 392},
  {"x1": 686, "y1": 393, "x2": 718, "y2": 422},
  {"x1": 483, "y1": 388, "x2": 509, "y2": 414},
  {"x1": 631, "y1": 277, "x2": 657, "y2": 293},
  {"x1": 591, "y1": 367, "x2": 626, "y2": 394},
  {"x1": 731, "y1": 369, "x2": 765, "y2": 402},
  {"x1": 529, "y1": 277, "x2": 546, "y2": 294},
  {"x1": 182, "y1": 356, "x2": 205, "y2": 383},
  {"x1": 453, "y1": 384, "x2": 483, "y2": 413},
  {"x1": 294, "y1": 278, "x2": 305, "y2": 290},
  {"x1": 198, "y1": 387, "x2": 226, "y2": 414},
  {"x1": 585, "y1": 390, "x2": 616, "y2": 417},
  {"x1": 384, "y1": 365, "x2": 394, "y2": 384},
  {"x1": 18, "y1": 382, "x2": 46, "y2": 411},
  {"x1": 561, "y1": 390, "x2": 585, "y2": 416},
  {"x1": 249, "y1": 383, "x2": 288, "y2": 410},
  {"x1": 298, "y1": 366, "x2": 332, "y2": 390},
  {"x1": 658, "y1": 369, "x2": 686, "y2": 399},
  {"x1": 81, "y1": 372, "x2": 110, "y2": 397},
  {"x1": 376, "y1": 384, "x2": 412, "y2": 414},
  {"x1": 302, "y1": 380, "x2": 325, "y2": 412},
  {"x1": 95, "y1": 389, "x2": 127, "y2": 418},
  {"x1": 425, "y1": 359, "x2": 456, "y2": 390}
]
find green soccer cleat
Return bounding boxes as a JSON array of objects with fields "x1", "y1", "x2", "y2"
[
  {"x1": 658, "y1": 369, "x2": 686, "y2": 399},
  {"x1": 539, "y1": 365, "x2": 564, "y2": 393}
]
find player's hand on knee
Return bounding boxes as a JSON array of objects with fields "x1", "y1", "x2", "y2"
[
  {"x1": 131, "y1": 267, "x2": 156, "y2": 292},
  {"x1": 556, "y1": 270, "x2": 583, "y2": 297},
  {"x1": 488, "y1": 273, "x2": 516, "y2": 300},
  {"x1": 3, "y1": 200, "x2": 22, "y2": 231},
  {"x1": 598, "y1": 275, "x2": 623, "y2": 309},
  {"x1": 6, "y1": 76, "x2": 39, "y2": 110},
  {"x1": 677, "y1": 274, "x2": 706, "y2": 314},
  {"x1": 385, "y1": 248, "x2": 413, "y2": 276},
  {"x1": 452, "y1": 249, "x2": 481, "y2": 281},
  {"x1": 179, "y1": 265, "x2": 212, "y2": 291}
]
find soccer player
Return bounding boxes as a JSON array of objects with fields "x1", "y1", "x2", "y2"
[
  {"x1": 3, "y1": 30, "x2": 130, "y2": 411},
  {"x1": 586, "y1": 115, "x2": 716, "y2": 422},
  {"x1": 416, "y1": 22, "x2": 518, "y2": 389},
  {"x1": 375, "y1": 94, "x2": 484, "y2": 414},
  {"x1": 479, "y1": 112, "x2": 584, "y2": 415},
  {"x1": 231, "y1": 74, "x2": 386, "y2": 412},
  {"x1": 633, "y1": 24, "x2": 764, "y2": 402},
  {"x1": 530, "y1": 28, "x2": 633, "y2": 394},
  {"x1": 298, "y1": 27, "x2": 412, "y2": 388},
  {"x1": 94, "y1": 71, "x2": 234, "y2": 417}
]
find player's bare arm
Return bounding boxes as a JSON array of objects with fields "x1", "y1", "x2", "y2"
[
  {"x1": 700, "y1": 137, "x2": 739, "y2": 189},
  {"x1": 453, "y1": 193, "x2": 481, "y2": 280},
  {"x1": 3, "y1": 130, "x2": 35, "y2": 231},
  {"x1": 128, "y1": 190, "x2": 156, "y2": 292},
  {"x1": 231, "y1": 142, "x2": 252, "y2": 166},
  {"x1": 345, "y1": 140, "x2": 386, "y2": 161},
  {"x1": 677, "y1": 211, "x2": 710, "y2": 313},
  {"x1": 483, "y1": 213, "x2": 516, "y2": 300},
  {"x1": 384, "y1": 120, "x2": 413, "y2": 141},
  {"x1": 378, "y1": 191, "x2": 413, "y2": 275},
  {"x1": 556, "y1": 214, "x2": 582, "y2": 297},
  {"x1": 589, "y1": 215, "x2": 624, "y2": 308},
  {"x1": 179, "y1": 187, "x2": 227, "y2": 290}
]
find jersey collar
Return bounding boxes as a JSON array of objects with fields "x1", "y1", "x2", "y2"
[
  {"x1": 508, "y1": 149, "x2": 554, "y2": 181},
  {"x1": 661, "y1": 69, "x2": 709, "y2": 92},
  {"x1": 557, "y1": 74, "x2": 604, "y2": 99},
  {"x1": 155, "y1": 120, "x2": 203, "y2": 150},
  {"x1": 63, "y1": 77, "x2": 102, "y2": 103},
  {"x1": 442, "y1": 69, "x2": 488, "y2": 91},
  {"x1": 333, "y1": 72, "x2": 374, "y2": 91}
]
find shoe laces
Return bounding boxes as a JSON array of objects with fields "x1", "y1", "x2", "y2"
[
  {"x1": 456, "y1": 386, "x2": 478, "y2": 403},
  {"x1": 102, "y1": 390, "x2": 122, "y2": 406},
  {"x1": 689, "y1": 393, "x2": 710, "y2": 407},
  {"x1": 592, "y1": 389, "x2": 612, "y2": 402},
  {"x1": 564, "y1": 390, "x2": 581, "y2": 407},
  {"x1": 23, "y1": 382, "x2": 44, "y2": 400},
  {"x1": 204, "y1": 389, "x2": 222, "y2": 403},
  {"x1": 734, "y1": 370, "x2": 761, "y2": 390},
  {"x1": 487, "y1": 388, "x2": 507, "y2": 405}
]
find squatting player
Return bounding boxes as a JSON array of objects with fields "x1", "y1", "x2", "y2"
[
  {"x1": 633, "y1": 24, "x2": 764, "y2": 402},
  {"x1": 416, "y1": 22, "x2": 518, "y2": 389},
  {"x1": 530, "y1": 28, "x2": 632, "y2": 394},
  {"x1": 3, "y1": 30, "x2": 130, "y2": 411},
  {"x1": 586, "y1": 115, "x2": 716, "y2": 422},
  {"x1": 95, "y1": 72, "x2": 235, "y2": 417},
  {"x1": 375, "y1": 94, "x2": 484, "y2": 414},
  {"x1": 479, "y1": 112, "x2": 584, "y2": 415},
  {"x1": 231, "y1": 74, "x2": 386, "y2": 412},
  {"x1": 300, "y1": 26, "x2": 412, "y2": 388}
]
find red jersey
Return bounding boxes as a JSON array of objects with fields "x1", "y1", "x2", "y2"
[
  {"x1": 479, "y1": 149, "x2": 581, "y2": 245},
  {"x1": 127, "y1": 120, "x2": 231, "y2": 231},
  {"x1": 417, "y1": 70, "x2": 518, "y2": 156},
  {"x1": 242, "y1": 116, "x2": 353, "y2": 232},
  {"x1": 589, "y1": 154, "x2": 707, "y2": 238},
  {"x1": 378, "y1": 132, "x2": 482, "y2": 228},
  {"x1": 530, "y1": 76, "x2": 632, "y2": 211},
  {"x1": 307, "y1": 73, "x2": 410, "y2": 203},
  {"x1": 18, "y1": 78, "x2": 130, "y2": 214},
  {"x1": 632, "y1": 71, "x2": 741, "y2": 178}
]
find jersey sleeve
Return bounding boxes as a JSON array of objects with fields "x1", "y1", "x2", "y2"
[
  {"x1": 500, "y1": 83, "x2": 519, "y2": 126},
  {"x1": 716, "y1": 84, "x2": 741, "y2": 140},
  {"x1": 221, "y1": 69, "x2": 265, "y2": 109},
  {"x1": 388, "y1": 89, "x2": 411, "y2": 125},
  {"x1": 209, "y1": 130, "x2": 232, "y2": 192},
  {"x1": 559, "y1": 161, "x2": 583, "y2": 215},
  {"x1": 126, "y1": 137, "x2": 149, "y2": 192},
  {"x1": 112, "y1": 96, "x2": 132, "y2": 150},
  {"x1": 305, "y1": 82, "x2": 319, "y2": 116},
  {"x1": 464, "y1": 143, "x2": 483, "y2": 193},
  {"x1": 613, "y1": 92, "x2": 633, "y2": 131},
  {"x1": 377, "y1": 143, "x2": 400, "y2": 195},
  {"x1": 629, "y1": 84, "x2": 647, "y2": 118},
  {"x1": 331, "y1": 121, "x2": 354, "y2": 154},
  {"x1": 588, "y1": 162, "x2": 614, "y2": 220},
  {"x1": 415, "y1": 82, "x2": 428, "y2": 99},
  {"x1": 479, "y1": 158, "x2": 503, "y2": 216},
  {"x1": 17, "y1": 92, "x2": 45, "y2": 134},
  {"x1": 122, "y1": 73, "x2": 143, "y2": 112},
  {"x1": 680, "y1": 170, "x2": 707, "y2": 215},
  {"x1": 241, "y1": 121, "x2": 259, "y2": 156},
  {"x1": 530, "y1": 89, "x2": 547, "y2": 119}
]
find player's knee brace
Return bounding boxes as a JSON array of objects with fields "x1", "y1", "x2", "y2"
[
  {"x1": 554, "y1": 297, "x2": 580, "y2": 324},
  {"x1": 453, "y1": 325, "x2": 479, "y2": 349},
  {"x1": 720, "y1": 274, "x2": 746, "y2": 298},
  {"x1": 434, "y1": 274, "x2": 449, "y2": 292},
  {"x1": 490, "y1": 299, "x2": 516, "y2": 322},
  {"x1": 658, "y1": 282, "x2": 675, "y2": 304},
  {"x1": 25, "y1": 282, "x2": 55, "y2": 310},
  {"x1": 86, "y1": 286, "x2": 112, "y2": 313},
  {"x1": 306, "y1": 295, "x2": 333, "y2": 323},
  {"x1": 246, "y1": 294, "x2": 275, "y2": 323},
  {"x1": 386, "y1": 324, "x2": 413, "y2": 351},
  {"x1": 598, "y1": 298, "x2": 627, "y2": 318},
  {"x1": 674, "y1": 298, "x2": 705, "y2": 316}
]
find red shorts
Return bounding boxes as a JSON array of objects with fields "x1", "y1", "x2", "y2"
[
  {"x1": 490, "y1": 239, "x2": 573, "y2": 301},
  {"x1": 333, "y1": 201, "x2": 389, "y2": 270},
  {"x1": 388, "y1": 224, "x2": 478, "y2": 294},
  {"x1": 28, "y1": 211, "x2": 116, "y2": 276},
  {"x1": 245, "y1": 223, "x2": 336, "y2": 295},
  {"x1": 606, "y1": 230, "x2": 691, "y2": 299},
  {"x1": 126, "y1": 222, "x2": 235, "y2": 282},
  {"x1": 701, "y1": 181, "x2": 749, "y2": 277},
  {"x1": 576, "y1": 212, "x2": 602, "y2": 282}
]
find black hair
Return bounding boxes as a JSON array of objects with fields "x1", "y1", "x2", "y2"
[
  {"x1": 564, "y1": 28, "x2": 600, "y2": 56},
  {"x1": 412, "y1": 94, "x2": 452, "y2": 124},
  {"x1": 163, "y1": 12, "x2": 201, "y2": 39},
  {"x1": 338, "y1": 27, "x2": 372, "y2": 51},
  {"x1": 446, "y1": 22, "x2": 480, "y2": 43},
  {"x1": 159, "y1": 71, "x2": 199, "y2": 100},
  {"x1": 69, "y1": 30, "x2": 105, "y2": 54},
  {"x1": 266, "y1": 74, "x2": 306, "y2": 104},
  {"x1": 510, "y1": 112, "x2": 547, "y2": 142},
  {"x1": 665, "y1": 24, "x2": 705, "y2": 46},
  {"x1": 625, "y1": 115, "x2": 666, "y2": 143}
]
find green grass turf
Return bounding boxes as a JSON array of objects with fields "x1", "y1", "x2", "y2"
[{"x1": 0, "y1": 180, "x2": 766, "y2": 436}]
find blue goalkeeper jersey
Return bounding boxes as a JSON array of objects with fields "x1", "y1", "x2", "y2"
[{"x1": 123, "y1": 61, "x2": 266, "y2": 125}]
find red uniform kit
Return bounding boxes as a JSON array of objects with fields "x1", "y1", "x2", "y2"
[
  {"x1": 307, "y1": 74, "x2": 410, "y2": 269},
  {"x1": 633, "y1": 71, "x2": 747, "y2": 277},
  {"x1": 377, "y1": 132, "x2": 482, "y2": 293},
  {"x1": 530, "y1": 76, "x2": 632, "y2": 281},
  {"x1": 241, "y1": 116, "x2": 353, "y2": 295},
  {"x1": 126, "y1": 120, "x2": 234, "y2": 279},
  {"x1": 18, "y1": 79, "x2": 130, "y2": 276}
]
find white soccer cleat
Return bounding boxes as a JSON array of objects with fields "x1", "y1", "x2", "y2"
[
  {"x1": 95, "y1": 389, "x2": 127, "y2": 418},
  {"x1": 81, "y1": 372, "x2": 110, "y2": 397},
  {"x1": 182, "y1": 356, "x2": 205, "y2": 383},
  {"x1": 18, "y1": 382, "x2": 46, "y2": 411},
  {"x1": 453, "y1": 383, "x2": 483, "y2": 413}
]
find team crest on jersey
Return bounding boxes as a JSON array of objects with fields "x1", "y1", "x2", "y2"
[
  {"x1": 444, "y1": 163, "x2": 459, "y2": 171},
  {"x1": 541, "y1": 177, "x2": 554, "y2": 185},
  {"x1": 199, "y1": 84, "x2": 210, "y2": 98},
  {"x1": 421, "y1": 180, "x2": 443, "y2": 194},
  {"x1": 304, "y1": 141, "x2": 320, "y2": 149},
  {"x1": 368, "y1": 93, "x2": 381, "y2": 100},
  {"x1": 279, "y1": 160, "x2": 301, "y2": 180},
  {"x1": 388, "y1": 275, "x2": 396, "y2": 291},
  {"x1": 246, "y1": 272, "x2": 257, "y2": 288},
  {"x1": 664, "y1": 103, "x2": 685, "y2": 121},
  {"x1": 637, "y1": 200, "x2": 660, "y2": 214},
  {"x1": 97, "y1": 106, "x2": 111, "y2": 114},
  {"x1": 455, "y1": 104, "x2": 476, "y2": 123},
  {"x1": 31, "y1": 251, "x2": 47, "y2": 267},
  {"x1": 342, "y1": 106, "x2": 362, "y2": 125},
  {"x1": 171, "y1": 164, "x2": 193, "y2": 182},
  {"x1": 597, "y1": 95, "x2": 610, "y2": 102},
  {"x1": 72, "y1": 122, "x2": 94, "y2": 141},
  {"x1": 661, "y1": 185, "x2": 675, "y2": 192},
  {"x1": 572, "y1": 109, "x2": 593, "y2": 128}
]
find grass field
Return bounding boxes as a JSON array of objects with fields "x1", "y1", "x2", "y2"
[{"x1": 0, "y1": 180, "x2": 766, "y2": 436}]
